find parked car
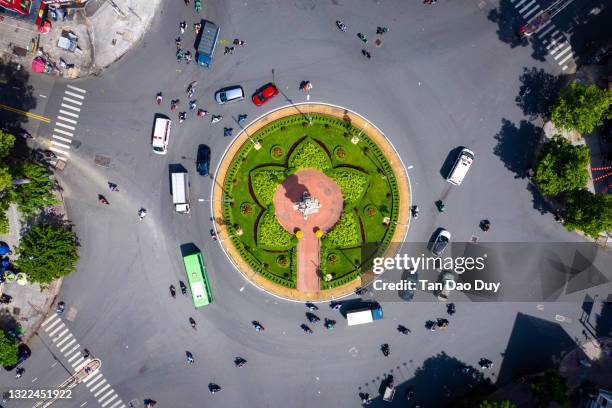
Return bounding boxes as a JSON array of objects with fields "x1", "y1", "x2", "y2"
[
  {"x1": 252, "y1": 83, "x2": 278, "y2": 106},
  {"x1": 214, "y1": 85, "x2": 244, "y2": 105},
  {"x1": 3, "y1": 343, "x2": 31, "y2": 371},
  {"x1": 430, "y1": 229, "x2": 451, "y2": 256},
  {"x1": 196, "y1": 144, "x2": 211, "y2": 176}
]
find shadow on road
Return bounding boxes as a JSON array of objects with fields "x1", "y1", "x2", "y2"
[
  {"x1": 515, "y1": 67, "x2": 569, "y2": 120},
  {"x1": 486, "y1": 0, "x2": 530, "y2": 50},
  {"x1": 0, "y1": 61, "x2": 37, "y2": 131},
  {"x1": 493, "y1": 118, "x2": 543, "y2": 180}
]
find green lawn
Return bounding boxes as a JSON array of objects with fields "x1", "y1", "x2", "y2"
[{"x1": 222, "y1": 114, "x2": 400, "y2": 289}]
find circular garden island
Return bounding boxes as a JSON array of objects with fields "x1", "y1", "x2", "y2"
[{"x1": 218, "y1": 106, "x2": 408, "y2": 300}]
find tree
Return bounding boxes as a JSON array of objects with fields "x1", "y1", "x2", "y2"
[
  {"x1": 563, "y1": 189, "x2": 612, "y2": 238},
  {"x1": 551, "y1": 82, "x2": 612, "y2": 134},
  {"x1": 0, "y1": 330, "x2": 19, "y2": 367},
  {"x1": 8, "y1": 162, "x2": 58, "y2": 216},
  {"x1": 455, "y1": 397, "x2": 517, "y2": 408},
  {"x1": 534, "y1": 137, "x2": 590, "y2": 196},
  {"x1": 529, "y1": 371, "x2": 567, "y2": 406},
  {"x1": 15, "y1": 221, "x2": 79, "y2": 284},
  {"x1": 0, "y1": 129, "x2": 16, "y2": 159}
]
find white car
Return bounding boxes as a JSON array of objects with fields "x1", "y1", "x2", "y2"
[
  {"x1": 152, "y1": 117, "x2": 171, "y2": 155},
  {"x1": 431, "y1": 229, "x2": 451, "y2": 256}
]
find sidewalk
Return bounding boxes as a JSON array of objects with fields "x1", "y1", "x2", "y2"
[
  {"x1": 0, "y1": 0, "x2": 161, "y2": 78},
  {"x1": 0, "y1": 188, "x2": 66, "y2": 343}
]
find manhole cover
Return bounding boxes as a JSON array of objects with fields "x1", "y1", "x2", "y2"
[{"x1": 94, "y1": 154, "x2": 111, "y2": 167}]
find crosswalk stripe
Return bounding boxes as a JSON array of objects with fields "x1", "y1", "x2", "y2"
[
  {"x1": 94, "y1": 384, "x2": 111, "y2": 397},
  {"x1": 67, "y1": 85, "x2": 87, "y2": 93},
  {"x1": 55, "y1": 122, "x2": 76, "y2": 130},
  {"x1": 48, "y1": 323, "x2": 65, "y2": 337},
  {"x1": 71, "y1": 357, "x2": 85, "y2": 367},
  {"x1": 52, "y1": 328, "x2": 70, "y2": 343},
  {"x1": 60, "y1": 338, "x2": 76, "y2": 353},
  {"x1": 42, "y1": 314, "x2": 58, "y2": 327},
  {"x1": 518, "y1": 0, "x2": 536, "y2": 14},
  {"x1": 61, "y1": 103, "x2": 81, "y2": 112},
  {"x1": 52, "y1": 141, "x2": 72, "y2": 149},
  {"x1": 561, "y1": 65, "x2": 568, "y2": 71},
  {"x1": 53, "y1": 135, "x2": 73, "y2": 143},
  {"x1": 57, "y1": 115, "x2": 78, "y2": 124},
  {"x1": 522, "y1": 4, "x2": 540, "y2": 18},
  {"x1": 101, "y1": 393, "x2": 118, "y2": 407},
  {"x1": 44, "y1": 318, "x2": 62, "y2": 332},
  {"x1": 550, "y1": 41, "x2": 567, "y2": 54},
  {"x1": 557, "y1": 53, "x2": 574, "y2": 65},
  {"x1": 554, "y1": 46, "x2": 572, "y2": 60},
  {"x1": 62, "y1": 97, "x2": 83, "y2": 106},
  {"x1": 109, "y1": 400, "x2": 124, "y2": 408},
  {"x1": 59, "y1": 109, "x2": 79, "y2": 118},
  {"x1": 85, "y1": 373, "x2": 103, "y2": 386},
  {"x1": 537, "y1": 24, "x2": 555, "y2": 39},
  {"x1": 514, "y1": 0, "x2": 529, "y2": 8},
  {"x1": 546, "y1": 37, "x2": 563, "y2": 50},
  {"x1": 56, "y1": 333, "x2": 73, "y2": 348},
  {"x1": 49, "y1": 147, "x2": 70, "y2": 158},
  {"x1": 65, "y1": 344, "x2": 80, "y2": 358},
  {"x1": 67, "y1": 350, "x2": 82, "y2": 363},
  {"x1": 64, "y1": 91, "x2": 85, "y2": 99},
  {"x1": 54, "y1": 128, "x2": 74, "y2": 137},
  {"x1": 90, "y1": 378, "x2": 107, "y2": 392}
]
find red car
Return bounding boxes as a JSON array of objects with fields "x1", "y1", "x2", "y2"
[{"x1": 252, "y1": 83, "x2": 279, "y2": 106}]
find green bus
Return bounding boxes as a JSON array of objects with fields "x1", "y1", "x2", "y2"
[{"x1": 182, "y1": 250, "x2": 213, "y2": 308}]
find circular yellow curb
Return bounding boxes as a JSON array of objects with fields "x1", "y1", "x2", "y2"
[{"x1": 212, "y1": 103, "x2": 411, "y2": 302}]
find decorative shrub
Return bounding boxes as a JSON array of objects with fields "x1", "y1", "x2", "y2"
[
  {"x1": 331, "y1": 167, "x2": 369, "y2": 205},
  {"x1": 250, "y1": 166, "x2": 285, "y2": 205},
  {"x1": 326, "y1": 211, "x2": 361, "y2": 248},
  {"x1": 334, "y1": 146, "x2": 346, "y2": 160},
  {"x1": 240, "y1": 202, "x2": 253, "y2": 216},
  {"x1": 288, "y1": 138, "x2": 332, "y2": 171},
  {"x1": 257, "y1": 208, "x2": 293, "y2": 249},
  {"x1": 364, "y1": 205, "x2": 377, "y2": 217},
  {"x1": 328, "y1": 253, "x2": 338, "y2": 265},
  {"x1": 271, "y1": 145, "x2": 284, "y2": 160},
  {"x1": 276, "y1": 255, "x2": 289, "y2": 267}
]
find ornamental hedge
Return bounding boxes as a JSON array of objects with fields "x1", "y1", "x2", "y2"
[
  {"x1": 330, "y1": 167, "x2": 369, "y2": 205},
  {"x1": 256, "y1": 207, "x2": 294, "y2": 249},
  {"x1": 250, "y1": 166, "x2": 285, "y2": 205},
  {"x1": 288, "y1": 138, "x2": 332, "y2": 171},
  {"x1": 325, "y1": 211, "x2": 362, "y2": 248}
]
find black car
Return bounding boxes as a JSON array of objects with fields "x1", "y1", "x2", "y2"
[
  {"x1": 196, "y1": 144, "x2": 211, "y2": 176},
  {"x1": 398, "y1": 269, "x2": 418, "y2": 301},
  {"x1": 3, "y1": 343, "x2": 31, "y2": 371}
]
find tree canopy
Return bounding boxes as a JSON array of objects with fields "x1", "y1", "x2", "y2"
[
  {"x1": 551, "y1": 82, "x2": 612, "y2": 134},
  {"x1": 0, "y1": 330, "x2": 19, "y2": 367},
  {"x1": 8, "y1": 161, "x2": 58, "y2": 216},
  {"x1": 0, "y1": 129, "x2": 16, "y2": 160},
  {"x1": 15, "y1": 221, "x2": 79, "y2": 284},
  {"x1": 534, "y1": 137, "x2": 590, "y2": 196},
  {"x1": 563, "y1": 189, "x2": 612, "y2": 238},
  {"x1": 529, "y1": 371, "x2": 567, "y2": 406}
]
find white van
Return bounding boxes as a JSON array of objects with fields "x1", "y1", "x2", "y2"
[
  {"x1": 446, "y1": 148, "x2": 474, "y2": 186},
  {"x1": 152, "y1": 117, "x2": 171, "y2": 155},
  {"x1": 171, "y1": 172, "x2": 190, "y2": 213}
]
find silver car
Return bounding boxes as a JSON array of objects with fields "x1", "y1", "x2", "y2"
[{"x1": 214, "y1": 85, "x2": 244, "y2": 104}]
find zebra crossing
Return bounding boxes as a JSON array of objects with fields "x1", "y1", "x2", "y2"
[
  {"x1": 510, "y1": 0, "x2": 575, "y2": 71},
  {"x1": 49, "y1": 85, "x2": 87, "y2": 161},
  {"x1": 39, "y1": 314, "x2": 126, "y2": 408}
]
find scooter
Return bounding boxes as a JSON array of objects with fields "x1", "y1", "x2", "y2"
[
  {"x1": 197, "y1": 109, "x2": 208, "y2": 118},
  {"x1": 180, "y1": 21, "x2": 186, "y2": 34},
  {"x1": 156, "y1": 92, "x2": 162, "y2": 105},
  {"x1": 411, "y1": 205, "x2": 419, "y2": 219},
  {"x1": 179, "y1": 281, "x2": 187, "y2": 295},
  {"x1": 381, "y1": 344, "x2": 390, "y2": 357},
  {"x1": 336, "y1": 20, "x2": 347, "y2": 32},
  {"x1": 234, "y1": 357, "x2": 247, "y2": 367},
  {"x1": 357, "y1": 33, "x2": 368, "y2": 43},
  {"x1": 189, "y1": 317, "x2": 197, "y2": 330},
  {"x1": 138, "y1": 209, "x2": 147, "y2": 220},
  {"x1": 211, "y1": 115, "x2": 222, "y2": 124},
  {"x1": 170, "y1": 285, "x2": 176, "y2": 298},
  {"x1": 179, "y1": 112, "x2": 186, "y2": 123},
  {"x1": 170, "y1": 99, "x2": 179, "y2": 110}
]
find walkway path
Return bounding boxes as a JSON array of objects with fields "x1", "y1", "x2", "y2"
[{"x1": 273, "y1": 169, "x2": 343, "y2": 293}]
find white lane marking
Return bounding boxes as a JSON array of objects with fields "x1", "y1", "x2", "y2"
[
  {"x1": 61, "y1": 103, "x2": 81, "y2": 112},
  {"x1": 42, "y1": 314, "x2": 58, "y2": 327},
  {"x1": 56, "y1": 333, "x2": 73, "y2": 348},
  {"x1": 48, "y1": 323, "x2": 66, "y2": 336},
  {"x1": 554, "y1": 46, "x2": 572, "y2": 60},
  {"x1": 109, "y1": 400, "x2": 124, "y2": 408},
  {"x1": 55, "y1": 122, "x2": 76, "y2": 130},
  {"x1": 31, "y1": 377, "x2": 38, "y2": 383},
  {"x1": 522, "y1": 4, "x2": 540, "y2": 18},
  {"x1": 85, "y1": 373, "x2": 103, "y2": 386},
  {"x1": 53, "y1": 135, "x2": 73, "y2": 143},
  {"x1": 52, "y1": 328, "x2": 70, "y2": 343},
  {"x1": 59, "y1": 338, "x2": 76, "y2": 352},
  {"x1": 89, "y1": 378, "x2": 107, "y2": 393},
  {"x1": 80, "y1": 402, "x2": 88, "y2": 407},
  {"x1": 64, "y1": 91, "x2": 85, "y2": 99},
  {"x1": 67, "y1": 85, "x2": 87, "y2": 93},
  {"x1": 101, "y1": 393, "x2": 118, "y2": 407},
  {"x1": 62, "y1": 97, "x2": 83, "y2": 106},
  {"x1": 49, "y1": 147, "x2": 69, "y2": 158},
  {"x1": 57, "y1": 116, "x2": 78, "y2": 124},
  {"x1": 51, "y1": 362, "x2": 58, "y2": 368},
  {"x1": 59, "y1": 109, "x2": 79, "y2": 118},
  {"x1": 71, "y1": 357, "x2": 85, "y2": 367},
  {"x1": 54, "y1": 128, "x2": 74, "y2": 137},
  {"x1": 93, "y1": 383, "x2": 111, "y2": 397},
  {"x1": 558, "y1": 53, "x2": 574, "y2": 65},
  {"x1": 39, "y1": 94, "x2": 47, "y2": 98},
  {"x1": 51, "y1": 141, "x2": 72, "y2": 149},
  {"x1": 65, "y1": 344, "x2": 80, "y2": 358}
]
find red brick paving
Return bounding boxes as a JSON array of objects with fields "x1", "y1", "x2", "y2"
[{"x1": 273, "y1": 169, "x2": 343, "y2": 293}]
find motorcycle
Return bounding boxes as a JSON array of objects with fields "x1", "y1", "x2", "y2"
[
  {"x1": 306, "y1": 313, "x2": 320, "y2": 323},
  {"x1": 108, "y1": 182, "x2": 119, "y2": 192},
  {"x1": 176, "y1": 49, "x2": 184, "y2": 61},
  {"x1": 187, "y1": 81, "x2": 197, "y2": 97},
  {"x1": 381, "y1": 344, "x2": 390, "y2": 357},
  {"x1": 170, "y1": 285, "x2": 177, "y2": 298},
  {"x1": 357, "y1": 33, "x2": 367, "y2": 43},
  {"x1": 179, "y1": 112, "x2": 186, "y2": 123},
  {"x1": 252, "y1": 321, "x2": 265, "y2": 332},
  {"x1": 186, "y1": 351, "x2": 194, "y2": 364},
  {"x1": 189, "y1": 317, "x2": 197, "y2": 330},
  {"x1": 180, "y1": 21, "x2": 186, "y2": 34},
  {"x1": 355, "y1": 287, "x2": 368, "y2": 296},
  {"x1": 98, "y1": 195, "x2": 110, "y2": 205},
  {"x1": 170, "y1": 99, "x2": 179, "y2": 111},
  {"x1": 208, "y1": 384, "x2": 221, "y2": 394},
  {"x1": 189, "y1": 100, "x2": 197, "y2": 111},
  {"x1": 336, "y1": 20, "x2": 347, "y2": 32},
  {"x1": 194, "y1": 0, "x2": 202, "y2": 13},
  {"x1": 234, "y1": 357, "x2": 247, "y2": 367},
  {"x1": 324, "y1": 319, "x2": 336, "y2": 330},
  {"x1": 223, "y1": 127, "x2": 233, "y2": 137},
  {"x1": 211, "y1": 115, "x2": 222, "y2": 124},
  {"x1": 397, "y1": 325, "x2": 410, "y2": 335},
  {"x1": 329, "y1": 302, "x2": 341, "y2": 310},
  {"x1": 197, "y1": 109, "x2": 208, "y2": 117},
  {"x1": 210, "y1": 229, "x2": 217, "y2": 241},
  {"x1": 237, "y1": 114, "x2": 247, "y2": 124},
  {"x1": 156, "y1": 92, "x2": 162, "y2": 105},
  {"x1": 138, "y1": 209, "x2": 147, "y2": 220},
  {"x1": 411, "y1": 205, "x2": 419, "y2": 219},
  {"x1": 306, "y1": 303, "x2": 319, "y2": 311},
  {"x1": 436, "y1": 200, "x2": 446, "y2": 213},
  {"x1": 179, "y1": 281, "x2": 187, "y2": 295},
  {"x1": 376, "y1": 26, "x2": 389, "y2": 35},
  {"x1": 447, "y1": 303, "x2": 456, "y2": 316},
  {"x1": 301, "y1": 324, "x2": 313, "y2": 335}
]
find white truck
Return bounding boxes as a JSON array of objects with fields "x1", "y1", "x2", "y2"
[
  {"x1": 171, "y1": 172, "x2": 190, "y2": 214},
  {"x1": 346, "y1": 306, "x2": 383, "y2": 326}
]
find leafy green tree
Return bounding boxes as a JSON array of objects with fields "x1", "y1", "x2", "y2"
[
  {"x1": 0, "y1": 165, "x2": 12, "y2": 192},
  {"x1": 8, "y1": 162, "x2": 58, "y2": 216},
  {"x1": 0, "y1": 200, "x2": 9, "y2": 234},
  {"x1": 15, "y1": 221, "x2": 79, "y2": 284},
  {"x1": 0, "y1": 330, "x2": 19, "y2": 367},
  {"x1": 529, "y1": 371, "x2": 567, "y2": 407},
  {"x1": 455, "y1": 396, "x2": 517, "y2": 408},
  {"x1": 0, "y1": 130, "x2": 16, "y2": 159},
  {"x1": 534, "y1": 137, "x2": 590, "y2": 196},
  {"x1": 476, "y1": 401, "x2": 517, "y2": 408},
  {"x1": 563, "y1": 189, "x2": 612, "y2": 238},
  {"x1": 551, "y1": 82, "x2": 612, "y2": 134}
]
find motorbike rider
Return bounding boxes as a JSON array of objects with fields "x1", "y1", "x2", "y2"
[
  {"x1": 376, "y1": 26, "x2": 389, "y2": 34},
  {"x1": 184, "y1": 51, "x2": 192, "y2": 64},
  {"x1": 189, "y1": 100, "x2": 197, "y2": 110},
  {"x1": 180, "y1": 21, "x2": 186, "y2": 34},
  {"x1": 211, "y1": 114, "x2": 222, "y2": 124},
  {"x1": 180, "y1": 281, "x2": 187, "y2": 295},
  {"x1": 252, "y1": 321, "x2": 264, "y2": 332},
  {"x1": 179, "y1": 112, "x2": 187, "y2": 123},
  {"x1": 301, "y1": 324, "x2": 313, "y2": 334},
  {"x1": 336, "y1": 21, "x2": 347, "y2": 32},
  {"x1": 170, "y1": 99, "x2": 179, "y2": 110},
  {"x1": 381, "y1": 343, "x2": 390, "y2": 357},
  {"x1": 224, "y1": 127, "x2": 233, "y2": 137},
  {"x1": 56, "y1": 301, "x2": 66, "y2": 315},
  {"x1": 169, "y1": 285, "x2": 176, "y2": 298},
  {"x1": 307, "y1": 314, "x2": 320, "y2": 323},
  {"x1": 398, "y1": 325, "x2": 410, "y2": 335},
  {"x1": 194, "y1": 23, "x2": 201, "y2": 34},
  {"x1": 234, "y1": 357, "x2": 246, "y2": 367},
  {"x1": 447, "y1": 303, "x2": 456, "y2": 316},
  {"x1": 98, "y1": 195, "x2": 109, "y2": 205},
  {"x1": 357, "y1": 33, "x2": 367, "y2": 43},
  {"x1": 186, "y1": 351, "x2": 194, "y2": 364},
  {"x1": 197, "y1": 109, "x2": 208, "y2": 117},
  {"x1": 306, "y1": 303, "x2": 319, "y2": 311},
  {"x1": 189, "y1": 317, "x2": 197, "y2": 329},
  {"x1": 156, "y1": 92, "x2": 162, "y2": 105},
  {"x1": 138, "y1": 208, "x2": 147, "y2": 220},
  {"x1": 208, "y1": 384, "x2": 221, "y2": 394},
  {"x1": 237, "y1": 114, "x2": 247, "y2": 123},
  {"x1": 412, "y1": 205, "x2": 419, "y2": 218},
  {"x1": 15, "y1": 367, "x2": 25, "y2": 379}
]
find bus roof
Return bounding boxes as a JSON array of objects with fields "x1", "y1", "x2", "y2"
[{"x1": 182, "y1": 251, "x2": 212, "y2": 307}]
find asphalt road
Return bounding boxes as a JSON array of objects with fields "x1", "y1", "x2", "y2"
[{"x1": 2, "y1": 0, "x2": 612, "y2": 407}]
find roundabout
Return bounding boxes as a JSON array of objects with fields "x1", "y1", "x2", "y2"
[{"x1": 212, "y1": 104, "x2": 411, "y2": 301}]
